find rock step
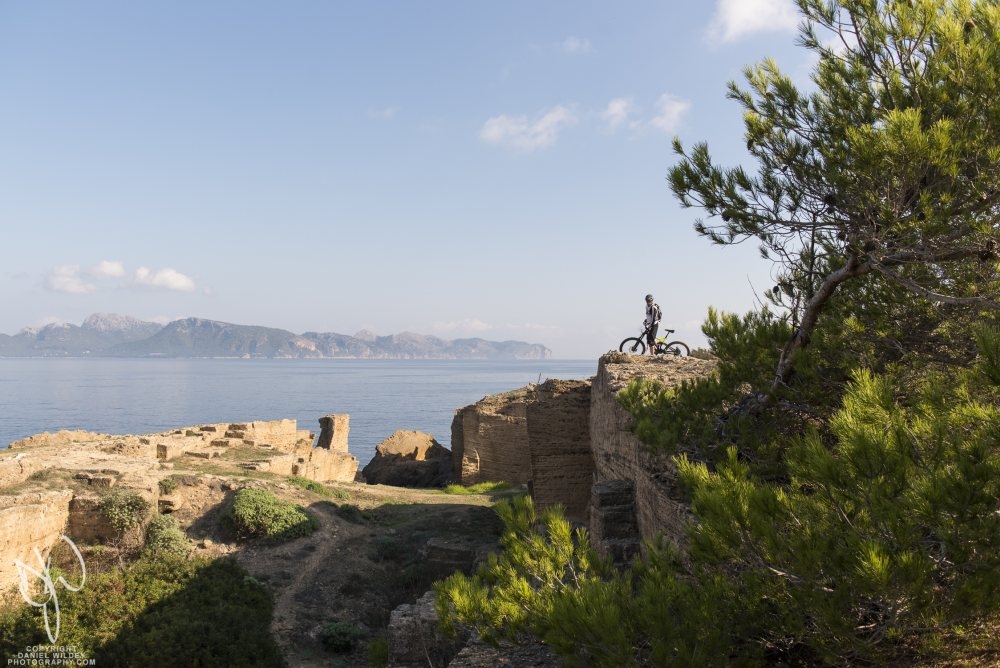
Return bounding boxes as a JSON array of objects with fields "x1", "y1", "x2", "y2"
[
  {"x1": 185, "y1": 449, "x2": 223, "y2": 460},
  {"x1": 225, "y1": 431, "x2": 246, "y2": 439}
]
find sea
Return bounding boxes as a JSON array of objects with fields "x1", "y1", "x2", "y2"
[{"x1": 0, "y1": 358, "x2": 597, "y2": 466}]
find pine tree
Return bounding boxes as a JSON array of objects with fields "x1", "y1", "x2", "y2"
[{"x1": 670, "y1": 0, "x2": 1000, "y2": 393}]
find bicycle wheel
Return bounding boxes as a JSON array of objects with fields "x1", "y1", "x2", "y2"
[
  {"x1": 660, "y1": 341, "x2": 690, "y2": 356},
  {"x1": 619, "y1": 337, "x2": 646, "y2": 355}
]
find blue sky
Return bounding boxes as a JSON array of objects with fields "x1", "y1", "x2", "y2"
[{"x1": 0, "y1": 1, "x2": 809, "y2": 358}]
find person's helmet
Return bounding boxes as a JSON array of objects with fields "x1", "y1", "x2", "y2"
[{"x1": 645, "y1": 294, "x2": 654, "y2": 302}]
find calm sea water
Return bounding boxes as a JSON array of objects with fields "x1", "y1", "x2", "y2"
[{"x1": 0, "y1": 358, "x2": 596, "y2": 466}]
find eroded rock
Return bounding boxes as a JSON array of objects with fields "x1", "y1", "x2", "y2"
[{"x1": 362, "y1": 430, "x2": 452, "y2": 488}]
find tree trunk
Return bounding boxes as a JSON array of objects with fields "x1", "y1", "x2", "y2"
[{"x1": 771, "y1": 255, "x2": 871, "y2": 393}]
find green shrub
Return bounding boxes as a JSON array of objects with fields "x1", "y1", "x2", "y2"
[
  {"x1": 99, "y1": 490, "x2": 151, "y2": 535},
  {"x1": 158, "y1": 477, "x2": 178, "y2": 495},
  {"x1": 229, "y1": 488, "x2": 317, "y2": 541},
  {"x1": 144, "y1": 514, "x2": 189, "y2": 556},
  {"x1": 0, "y1": 553, "x2": 283, "y2": 665},
  {"x1": 320, "y1": 620, "x2": 364, "y2": 653},
  {"x1": 435, "y1": 496, "x2": 611, "y2": 646}
]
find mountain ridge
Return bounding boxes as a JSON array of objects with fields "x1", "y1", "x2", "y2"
[{"x1": 0, "y1": 314, "x2": 551, "y2": 360}]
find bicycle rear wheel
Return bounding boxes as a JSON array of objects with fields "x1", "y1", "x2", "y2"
[
  {"x1": 659, "y1": 341, "x2": 690, "y2": 356},
  {"x1": 619, "y1": 337, "x2": 646, "y2": 355}
]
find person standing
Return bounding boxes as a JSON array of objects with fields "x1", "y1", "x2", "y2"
[{"x1": 644, "y1": 294, "x2": 661, "y2": 354}]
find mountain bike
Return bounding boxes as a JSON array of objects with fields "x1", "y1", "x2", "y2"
[{"x1": 619, "y1": 323, "x2": 690, "y2": 356}]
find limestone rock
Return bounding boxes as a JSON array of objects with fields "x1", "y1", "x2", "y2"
[
  {"x1": 451, "y1": 379, "x2": 592, "y2": 522},
  {"x1": 362, "y1": 430, "x2": 452, "y2": 488},
  {"x1": 387, "y1": 590, "x2": 465, "y2": 667},
  {"x1": 0, "y1": 491, "x2": 73, "y2": 588},
  {"x1": 447, "y1": 636, "x2": 560, "y2": 667}
]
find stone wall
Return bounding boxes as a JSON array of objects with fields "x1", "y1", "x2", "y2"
[
  {"x1": 0, "y1": 491, "x2": 73, "y2": 587},
  {"x1": 0, "y1": 415, "x2": 360, "y2": 589},
  {"x1": 451, "y1": 379, "x2": 593, "y2": 522},
  {"x1": 525, "y1": 380, "x2": 592, "y2": 521},
  {"x1": 236, "y1": 415, "x2": 358, "y2": 482},
  {"x1": 452, "y1": 390, "x2": 531, "y2": 486},
  {"x1": 588, "y1": 352, "x2": 717, "y2": 552},
  {"x1": 449, "y1": 353, "x2": 718, "y2": 553}
]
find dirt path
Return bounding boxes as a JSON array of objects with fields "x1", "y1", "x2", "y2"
[{"x1": 224, "y1": 481, "x2": 502, "y2": 667}]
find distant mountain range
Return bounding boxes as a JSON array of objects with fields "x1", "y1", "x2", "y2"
[{"x1": 0, "y1": 314, "x2": 552, "y2": 360}]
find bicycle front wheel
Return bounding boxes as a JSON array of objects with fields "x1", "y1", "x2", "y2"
[
  {"x1": 619, "y1": 337, "x2": 646, "y2": 355},
  {"x1": 660, "y1": 341, "x2": 690, "y2": 357}
]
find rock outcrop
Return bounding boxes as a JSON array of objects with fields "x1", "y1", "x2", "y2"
[
  {"x1": 361, "y1": 430, "x2": 452, "y2": 488},
  {"x1": 0, "y1": 490, "x2": 74, "y2": 587},
  {"x1": 449, "y1": 353, "x2": 718, "y2": 557},
  {"x1": 451, "y1": 379, "x2": 592, "y2": 522},
  {"x1": 588, "y1": 352, "x2": 718, "y2": 555},
  {"x1": 387, "y1": 590, "x2": 466, "y2": 667}
]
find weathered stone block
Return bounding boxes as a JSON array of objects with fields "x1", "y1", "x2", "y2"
[
  {"x1": 316, "y1": 414, "x2": 349, "y2": 452},
  {"x1": 0, "y1": 491, "x2": 73, "y2": 589}
]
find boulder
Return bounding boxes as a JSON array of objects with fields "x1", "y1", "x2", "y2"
[
  {"x1": 361, "y1": 430, "x2": 452, "y2": 488},
  {"x1": 387, "y1": 590, "x2": 465, "y2": 667}
]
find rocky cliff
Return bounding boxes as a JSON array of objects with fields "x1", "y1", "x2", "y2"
[
  {"x1": 451, "y1": 379, "x2": 593, "y2": 522},
  {"x1": 450, "y1": 352, "x2": 718, "y2": 558}
]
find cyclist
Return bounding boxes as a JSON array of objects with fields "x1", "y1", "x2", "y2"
[{"x1": 643, "y1": 294, "x2": 662, "y2": 354}]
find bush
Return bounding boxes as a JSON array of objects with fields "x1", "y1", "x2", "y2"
[
  {"x1": 229, "y1": 488, "x2": 317, "y2": 542},
  {"x1": 435, "y1": 496, "x2": 612, "y2": 646},
  {"x1": 158, "y1": 477, "x2": 178, "y2": 495},
  {"x1": 0, "y1": 553, "x2": 283, "y2": 665},
  {"x1": 144, "y1": 514, "x2": 189, "y2": 556},
  {"x1": 99, "y1": 490, "x2": 151, "y2": 536},
  {"x1": 320, "y1": 620, "x2": 364, "y2": 653}
]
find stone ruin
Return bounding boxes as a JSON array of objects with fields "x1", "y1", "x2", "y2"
[
  {"x1": 451, "y1": 379, "x2": 593, "y2": 522},
  {"x1": 0, "y1": 415, "x2": 359, "y2": 589},
  {"x1": 450, "y1": 353, "x2": 719, "y2": 562}
]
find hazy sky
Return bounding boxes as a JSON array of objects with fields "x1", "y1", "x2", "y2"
[{"x1": 0, "y1": 1, "x2": 809, "y2": 358}]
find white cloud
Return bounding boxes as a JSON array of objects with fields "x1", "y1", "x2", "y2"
[
  {"x1": 559, "y1": 36, "x2": 592, "y2": 54},
  {"x1": 92, "y1": 260, "x2": 125, "y2": 278},
  {"x1": 480, "y1": 105, "x2": 578, "y2": 152},
  {"x1": 45, "y1": 265, "x2": 95, "y2": 294},
  {"x1": 706, "y1": 0, "x2": 799, "y2": 44},
  {"x1": 432, "y1": 319, "x2": 493, "y2": 333},
  {"x1": 43, "y1": 261, "x2": 199, "y2": 295},
  {"x1": 649, "y1": 94, "x2": 692, "y2": 134},
  {"x1": 134, "y1": 267, "x2": 196, "y2": 292},
  {"x1": 602, "y1": 97, "x2": 635, "y2": 131}
]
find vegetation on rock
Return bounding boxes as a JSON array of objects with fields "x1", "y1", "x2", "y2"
[{"x1": 98, "y1": 489, "x2": 151, "y2": 536}]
